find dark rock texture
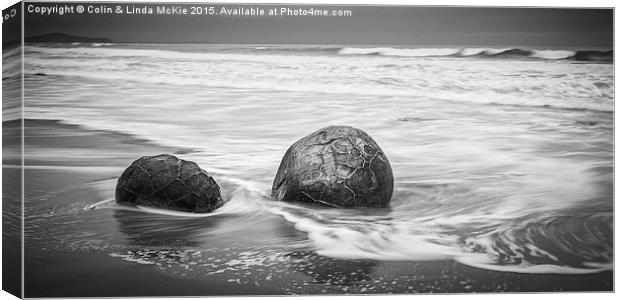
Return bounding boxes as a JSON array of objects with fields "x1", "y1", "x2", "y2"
[
  {"x1": 272, "y1": 126, "x2": 393, "y2": 208},
  {"x1": 116, "y1": 154, "x2": 223, "y2": 213}
]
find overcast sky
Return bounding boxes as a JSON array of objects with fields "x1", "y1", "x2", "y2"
[{"x1": 21, "y1": 2, "x2": 613, "y2": 47}]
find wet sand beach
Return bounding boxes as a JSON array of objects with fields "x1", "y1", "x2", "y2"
[{"x1": 11, "y1": 119, "x2": 612, "y2": 297}]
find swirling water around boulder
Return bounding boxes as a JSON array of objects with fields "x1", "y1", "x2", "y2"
[{"x1": 87, "y1": 156, "x2": 613, "y2": 276}]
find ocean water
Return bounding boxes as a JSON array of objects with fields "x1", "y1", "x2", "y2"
[{"x1": 12, "y1": 43, "x2": 614, "y2": 285}]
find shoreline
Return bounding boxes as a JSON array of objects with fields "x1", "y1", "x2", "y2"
[{"x1": 11, "y1": 118, "x2": 614, "y2": 297}]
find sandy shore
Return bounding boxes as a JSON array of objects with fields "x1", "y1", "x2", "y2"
[{"x1": 8, "y1": 119, "x2": 612, "y2": 297}]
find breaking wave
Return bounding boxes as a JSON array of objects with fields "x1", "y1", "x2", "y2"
[
  {"x1": 338, "y1": 47, "x2": 613, "y2": 62},
  {"x1": 23, "y1": 45, "x2": 614, "y2": 113}
]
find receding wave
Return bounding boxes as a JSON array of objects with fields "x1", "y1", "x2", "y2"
[
  {"x1": 267, "y1": 200, "x2": 613, "y2": 274},
  {"x1": 23, "y1": 67, "x2": 614, "y2": 113},
  {"x1": 82, "y1": 171, "x2": 613, "y2": 275},
  {"x1": 338, "y1": 47, "x2": 613, "y2": 62}
]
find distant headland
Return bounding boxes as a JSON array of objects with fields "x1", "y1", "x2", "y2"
[{"x1": 25, "y1": 33, "x2": 113, "y2": 43}]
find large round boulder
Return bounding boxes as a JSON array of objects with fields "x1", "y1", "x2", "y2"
[
  {"x1": 116, "y1": 154, "x2": 223, "y2": 213},
  {"x1": 272, "y1": 126, "x2": 393, "y2": 208}
]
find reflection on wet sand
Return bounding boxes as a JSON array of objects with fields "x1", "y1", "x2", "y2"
[
  {"x1": 287, "y1": 251, "x2": 378, "y2": 285},
  {"x1": 114, "y1": 209, "x2": 223, "y2": 248}
]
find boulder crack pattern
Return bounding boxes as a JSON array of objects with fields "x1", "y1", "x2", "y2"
[
  {"x1": 116, "y1": 154, "x2": 223, "y2": 213},
  {"x1": 272, "y1": 126, "x2": 393, "y2": 208}
]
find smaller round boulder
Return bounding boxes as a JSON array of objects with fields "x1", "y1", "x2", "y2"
[
  {"x1": 116, "y1": 154, "x2": 223, "y2": 213},
  {"x1": 272, "y1": 126, "x2": 393, "y2": 208}
]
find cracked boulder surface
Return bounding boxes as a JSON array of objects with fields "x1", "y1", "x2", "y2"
[
  {"x1": 116, "y1": 154, "x2": 224, "y2": 213},
  {"x1": 272, "y1": 126, "x2": 393, "y2": 208}
]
